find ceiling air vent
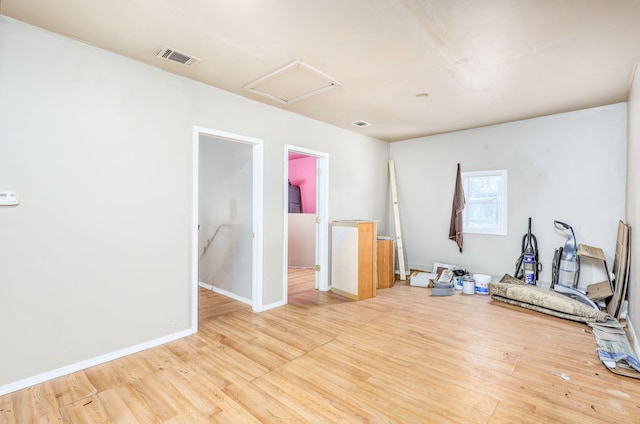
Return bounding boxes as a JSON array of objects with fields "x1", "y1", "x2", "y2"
[
  {"x1": 352, "y1": 120, "x2": 372, "y2": 128},
  {"x1": 156, "y1": 46, "x2": 201, "y2": 68}
]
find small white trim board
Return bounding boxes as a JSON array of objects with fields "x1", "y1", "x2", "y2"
[{"x1": 389, "y1": 160, "x2": 408, "y2": 280}]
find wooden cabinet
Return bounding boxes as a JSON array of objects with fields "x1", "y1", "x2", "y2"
[
  {"x1": 377, "y1": 237, "x2": 395, "y2": 289},
  {"x1": 330, "y1": 220, "x2": 377, "y2": 300}
]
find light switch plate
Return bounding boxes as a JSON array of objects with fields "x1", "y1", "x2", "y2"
[{"x1": 0, "y1": 191, "x2": 19, "y2": 206}]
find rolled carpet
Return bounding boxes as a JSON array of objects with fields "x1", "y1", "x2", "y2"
[{"x1": 489, "y1": 274, "x2": 611, "y2": 323}]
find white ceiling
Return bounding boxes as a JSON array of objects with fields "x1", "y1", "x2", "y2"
[{"x1": 3, "y1": 0, "x2": 640, "y2": 142}]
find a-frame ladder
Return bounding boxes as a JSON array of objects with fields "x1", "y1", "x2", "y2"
[{"x1": 388, "y1": 160, "x2": 407, "y2": 280}]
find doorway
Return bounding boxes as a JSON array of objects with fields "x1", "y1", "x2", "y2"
[
  {"x1": 284, "y1": 145, "x2": 329, "y2": 303},
  {"x1": 191, "y1": 127, "x2": 263, "y2": 332}
]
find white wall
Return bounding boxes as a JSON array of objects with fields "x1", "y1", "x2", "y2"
[
  {"x1": 389, "y1": 104, "x2": 627, "y2": 287},
  {"x1": 287, "y1": 214, "x2": 316, "y2": 267},
  {"x1": 0, "y1": 17, "x2": 390, "y2": 390},
  {"x1": 627, "y1": 61, "x2": 640, "y2": 347}
]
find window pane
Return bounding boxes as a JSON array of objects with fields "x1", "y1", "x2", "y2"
[
  {"x1": 461, "y1": 170, "x2": 507, "y2": 235},
  {"x1": 466, "y1": 202, "x2": 501, "y2": 229},
  {"x1": 468, "y1": 176, "x2": 500, "y2": 201}
]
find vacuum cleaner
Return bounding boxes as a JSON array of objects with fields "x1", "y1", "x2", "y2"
[
  {"x1": 515, "y1": 217, "x2": 540, "y2": 284},
  {"x1": 550, "y1": 220, "x2": 598, "y2": 309}
]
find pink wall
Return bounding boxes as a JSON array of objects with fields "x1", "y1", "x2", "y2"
[{"x1": 288, "y1": 154, "x2": 316, "y2": 214}]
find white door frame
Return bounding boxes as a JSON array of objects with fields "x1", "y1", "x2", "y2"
[
  {"x1": 283, "y1": 145, "x2": 329, "y2": 300},
  {"x1": 191, "y1": 126, "x2": 264, "y2": 332}
]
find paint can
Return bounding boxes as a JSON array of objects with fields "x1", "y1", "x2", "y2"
[
  {"x1": 474, "y1": 274, "x2": 491, "y2": 295},
  {"x1": 462, "y1": 276, "x2": 475, "y2": 295}
]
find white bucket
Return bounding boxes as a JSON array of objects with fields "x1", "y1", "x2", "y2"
[{"x1": 474, "y1": 274, "x2": 491, "y2": 295}]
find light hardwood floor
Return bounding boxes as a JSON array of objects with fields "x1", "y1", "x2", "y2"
[{"x1": 2, "y1": 270, "x2": 640, "y2": 423}]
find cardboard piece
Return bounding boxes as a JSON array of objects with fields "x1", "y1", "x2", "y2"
[
  {"x1": 607, "y1": 221, "x2": 631, "y2": 317},
  {"x1": 432, "y1": 262, "x2": 455, "y2": 274},
  {"x1": 436, "y1": 269, "x2": 454, "y2": 284},
  {"x1": 577, "y1": 244, "x2": 606, "y2": 260},
  {"x1": 619, "y1": 226, "x2": 632, "y2": 317},
  {"x1": 577, "y1": 243, "x2": 614, "y2": 296},
  {"x1": 589, "y1": 319, "x2": 640, "y2": 379},
  {"x1": 587, "y1": 281, "x2": 613, "y2": 301},
  {"x1": 410, "y1": 272, "x2": 436, "y2": 287}
]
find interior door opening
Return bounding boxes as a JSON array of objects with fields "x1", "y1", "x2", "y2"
[
  {"x1": 199, "y1": 135, "x2": 253, "y2": 298},
  {"x1": 191, "y1": 127, "x2": 263, "y2": 332},
  {"x1": 284, "y1": 145, "x2": 329, "y2": 303}
]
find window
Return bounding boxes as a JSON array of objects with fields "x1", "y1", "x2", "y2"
[{"x1": 461, "y1": 169, "x2": 507, "y2": 235}]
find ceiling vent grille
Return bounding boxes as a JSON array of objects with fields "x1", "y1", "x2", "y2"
[
  {"x1": 352, "y1": 120, "x2": 372, "y2": 128},
  {"x1": 156, "y1": 46, "x2": 201, "y2": 68}
]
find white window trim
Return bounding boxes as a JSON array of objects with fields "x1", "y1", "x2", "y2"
[{"x1": 461, "y1": 169, "x2": 508, "y2": 236}]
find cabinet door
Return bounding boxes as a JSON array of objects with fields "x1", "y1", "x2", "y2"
[
  {"x1": 331, "y1": 225, "x2": 359, "y2": 296},
  {"x1": 357, "y1": 221, "x2": 376, "y2": 300},
  {"x1": 330, "y1": 220, "x2": 377, "y2": 300},
  {"x1": 377, "y1": 238, "x2": 395, "y2": 289}
]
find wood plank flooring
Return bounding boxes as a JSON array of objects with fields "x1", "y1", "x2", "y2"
[
  {"x1": 2, "y1": 270, "x2": 640, "y2": 423},
  {"x1": 198, "y1": 285, "x2": 251, "y2": 322}
]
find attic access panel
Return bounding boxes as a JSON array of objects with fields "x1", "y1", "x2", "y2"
[{"x1": 243, "y1": 60, "x2": 342, "y2": 105}]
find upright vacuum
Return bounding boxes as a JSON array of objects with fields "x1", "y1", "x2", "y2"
[
  {"x1": 550, "y1": 220, "x2": 598, "y2": 309},
  {"x1": 515, "y1": 217, "x2": 540, "y2": 284}
]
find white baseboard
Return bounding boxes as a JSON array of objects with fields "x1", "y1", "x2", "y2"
[
  {"x1": 198, "y1": 281, "x2": 283, "y2": 312},
  {"x1": 198, "y1": 281, "x2": 215, "y2": 291},
  {"x1": 0, "y1": 328, "x2": 193, "y2": 397},
  {"x1": 199, "y1": 282, "x2": 251, "y2": 305},
  {"x1": 259, "y1": 299, "x2": 286, "y2": 312}
]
